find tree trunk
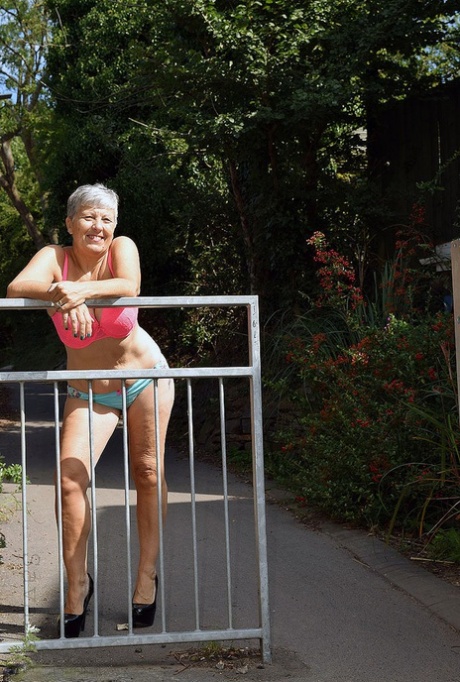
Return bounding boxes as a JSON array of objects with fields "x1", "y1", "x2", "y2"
[
  {"x1": 228, "y1": 159, "x2": 258, "y2": 295},
  {"x1": 0, "y1": 137, "x2": 46, "y2": 251}
]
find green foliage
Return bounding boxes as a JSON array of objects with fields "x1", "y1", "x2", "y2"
[
  {"x1": 2, "y1": 626, "x2": 39, "y2": 669},
  {"x1": 0, "y1": 457, "x2": 22, "y2": 490},
  {"x1": 42, "y1": 0, "x2": 460, "y2": 313},
  {"x1": 382, "y1": 400, "x2": 460, "y2": 539},
  {"x1": 0, "y1": 141, "x2": 40, "y2": 296},
  {"x1": 415, "y1": 13, "x2": 460, "y2": 85},
  {"x1": 0, "y1": 1, "x2": 54, "y2": 246},
  {"x1": 427, "y1": 528, "x2": 460, "y2": 563},
  {"x1": 267, "y1": 227, "x2": 459, "y2": 531},
  {"x1": 0, "y1": 454, "x2": 23, "y2": 565}
]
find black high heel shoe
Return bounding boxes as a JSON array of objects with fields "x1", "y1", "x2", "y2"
[
  {"x1": 132, "y1": 575, "x2": 158, "y2": 628},
  {"x1": 58, "y1": 574, "x2": 94, "y2": 638}
]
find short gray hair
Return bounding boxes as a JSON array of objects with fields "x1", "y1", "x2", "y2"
[{"x1": 67, "y1": 183, "x2": 119, "y2": 221}]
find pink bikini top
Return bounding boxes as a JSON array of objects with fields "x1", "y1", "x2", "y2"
[{"x1": 51, "y1": 249, "x2": 138, "y2": 349}]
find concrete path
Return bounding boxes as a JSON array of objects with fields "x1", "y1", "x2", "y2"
[{"x1": 1, "y1": 383, "x2": 460, "y2": 682}]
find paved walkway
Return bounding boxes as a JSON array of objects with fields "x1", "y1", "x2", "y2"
[{"x1": 1, "y1": 383, "x2": 460, "y2": 682}]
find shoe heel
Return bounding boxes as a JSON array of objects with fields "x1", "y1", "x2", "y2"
[
  {"x1": 60, "y1": 573, "x2": 93, "y2": 638},
  {"x1": 132, "y1": 575, "x2": 158, "y2": 628}
]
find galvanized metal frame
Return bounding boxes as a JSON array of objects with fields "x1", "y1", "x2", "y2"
[{"x1": 0, "y1": 296, "x2": 271, "y2": 662}]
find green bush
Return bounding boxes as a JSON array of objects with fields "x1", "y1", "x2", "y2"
[
  {"x1": 428, "y1": 528, "x2": 460, "y2": 563},
  {"x1": 0, "y1": 454, "x2": 23, "y2": 564},
  {"x1": 267, "y1": 226, "x2": 460, "y2": 532},
  {"x1": 0, "y1": 455, "x2": 22, "y2": 491}
]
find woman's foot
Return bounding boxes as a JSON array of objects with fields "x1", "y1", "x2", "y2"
[
  {"x1": 58, "y1": 573, "x2": 94, "y2": 638},
  {"x1": 132, "y1": 575, "x2": 158, "y2": 628}
]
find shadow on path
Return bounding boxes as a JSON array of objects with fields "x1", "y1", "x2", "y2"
[{"x1": 1, "y1": 383, "x2": 460, "y2": 682}]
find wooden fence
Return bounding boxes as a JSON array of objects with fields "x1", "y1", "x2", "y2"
[{"x1": 372, "y1": 78, "x2": 460, "y2": 244}]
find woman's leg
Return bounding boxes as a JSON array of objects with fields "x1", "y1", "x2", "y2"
[
  {"x1": 58, "y1": 398, "x2": 120, "y2": 614},
  {"x1": 127, "y1": 377, "x2": 174, "y2": 604}
]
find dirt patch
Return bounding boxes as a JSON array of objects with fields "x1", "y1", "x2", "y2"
[
  {"x1": 391, "y1": 536, "x2": 460, "y2": 589},
  {"x1": 169, "y1": 644, "x2": 263, "y2": 675}
]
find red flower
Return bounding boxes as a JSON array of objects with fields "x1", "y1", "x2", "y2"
[{"x1": 427, "y1": 367, "x2": 437, "y2": 381}]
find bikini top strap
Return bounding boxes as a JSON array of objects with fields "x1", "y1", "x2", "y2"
[{"x1": 62, "y1": 248, "x2": 114, "y2": 279}]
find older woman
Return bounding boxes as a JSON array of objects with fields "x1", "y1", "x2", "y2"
[{"x1": 7, "y1": 183, "x2": 174, "y2": 637}]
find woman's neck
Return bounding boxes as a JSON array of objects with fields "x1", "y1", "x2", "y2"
[{"x1": 69, "y1": 247, "x2": 109, "y2": 280}]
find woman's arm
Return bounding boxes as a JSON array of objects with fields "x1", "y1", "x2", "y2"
[
  {"x1": 47, "y1": 237, "x2": 141, "y2": 309},
  {"x1": 6, "y1": 246, "x2": 63, "y2": 300}
]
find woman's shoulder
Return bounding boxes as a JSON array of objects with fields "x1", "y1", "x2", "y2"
[
  {"x1": 111, "y1": 235, "x2": 138, "y2": 250},
  {"x1": 110, "y1": 236, "x2": 140, "y2": 261},
  {"x1": 32, "y1": 244, "x2": 67, "y2": 267},
  {"x1": 39, "y1": 244, "x2": 69, "y2": 256},
  {"x1": 49, "y1": 245, "x2": 71, "y2": 268}
]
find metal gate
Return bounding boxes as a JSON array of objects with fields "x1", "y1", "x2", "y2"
[{"x1": 0, "y1": 296, "x2": 271, "y2": 662}]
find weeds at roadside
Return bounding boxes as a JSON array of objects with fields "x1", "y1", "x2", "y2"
[
  {"x1": 170, "y1": 642, "x2": 262, "y2": 674},
  {"x1": 0, "y1": 455, "x2": 23, "y2": 565},
  {"x1": 0, "y1": 627, "x2": 39, "y2": 681}
]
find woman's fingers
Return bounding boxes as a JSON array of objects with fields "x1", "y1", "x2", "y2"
[
  {"x1": 48, "y1": 282, "x2": 66, "y2": 304},
  {"x1": 48, "y1": 282, "x2": 86, "y2": 309},
  {"x1": 49, "y1": 283, "x2": 92, "y2": 338},
  {"x1": 67, "y1": 304, "x2": 93, "y2": 339}
]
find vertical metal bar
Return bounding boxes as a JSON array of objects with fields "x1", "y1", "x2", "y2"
[
  {"x1": 19, "y1": 383, "x2": 30, "y2": 634},
  {"x1": 247, "y1": 299, "x2": 272, "y2": 663},
  {"x1": 154, "y1": 378, "x2": 166, "y2": 632},
  {"x1": 121, "y1": 381, "x2": 134, "y2": 632},
  {"x1": 187, "y1": 379, "x2": 200, "y2": 630},
  {"x1": 87, "y1": 381, "x2": 99, "y2": 636},
  {"x1": 451, "y1": 239, "x2": 460, "y2": 415},
  {"x1": 0, "y1": 296, "x2": 271, "y2": 654},
  {"x1": 54, "y1": 382, "x2": 65, "y2": 638},
  {"x1": 218, "y1": 378, "x2": 233, "y2": 629}
]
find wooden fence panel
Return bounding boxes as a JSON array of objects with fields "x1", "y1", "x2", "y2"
[{"x1": 374, "y1": 79, "x2": 460, "y2": 244}]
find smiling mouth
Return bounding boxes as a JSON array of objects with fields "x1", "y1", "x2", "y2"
[{"x1": 87, "y1": 234, "x2": 103, "y2": 242}]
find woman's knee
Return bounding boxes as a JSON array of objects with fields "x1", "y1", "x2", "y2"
[
  {"x1": 131, "y1": 454, "x2": 162, "y2": 491},
  {"x1": 58, "y1": 460, "x2": 90, "y2": 497}
]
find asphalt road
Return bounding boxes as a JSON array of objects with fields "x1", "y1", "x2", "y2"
[{"x1": 1, "y1": 382, "x2": 460, "y2": 682}]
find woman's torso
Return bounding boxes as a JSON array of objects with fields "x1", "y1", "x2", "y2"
[{"x1": 49, "y1": 246, "x2": 164, "y2": 394}]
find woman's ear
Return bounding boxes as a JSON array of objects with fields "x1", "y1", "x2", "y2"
[{"x1": 65, "y1": 216, "x2": 73, "y2": 234}]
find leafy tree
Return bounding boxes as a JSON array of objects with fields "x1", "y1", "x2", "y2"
[
  {"x1": 0, "y1": 1, "x2": 65, "y2": 365},
  {"x1": 0, "y1": 0, "x2": 56, "y2": 249},
  {"x1": 42, "y1": 0, "x2": 460, "y2": 312}
]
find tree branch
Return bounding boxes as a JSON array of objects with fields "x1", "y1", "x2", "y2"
[{"x1": 0, "y1": 138, "x2": 46, "y2": 250}]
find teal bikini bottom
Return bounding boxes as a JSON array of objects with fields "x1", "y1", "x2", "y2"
[{"x1": 66, "y1": 357, "x2": 169, "y2": 409}]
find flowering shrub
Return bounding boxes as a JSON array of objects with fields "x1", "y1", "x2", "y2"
[
  {"x1": 306, "y1": 232, "x2": 364, "y2": 313},
  {"x1": 271, "y1": 227, "x2": 459, "y2": 530},
  {"x1": 380, "y1": 206, "x2": 435, "y2": 318}
]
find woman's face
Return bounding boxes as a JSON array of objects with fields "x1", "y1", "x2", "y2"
[{"x1": 66, "y1": 204, "x2": 116, "y2": 253}]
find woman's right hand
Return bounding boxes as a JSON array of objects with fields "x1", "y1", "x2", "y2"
[{"x1": 47, "y1": 280, "x2": 88, "y2": 309}]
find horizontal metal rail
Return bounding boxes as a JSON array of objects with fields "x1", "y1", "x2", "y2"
[
  {"x1": 0, "y1": 296, "x2": 271, "y2": 662},
  {"x1": 0, "y1": 368, "x2": 253, "y2": 381},
  {"x1": 0, "y1": 295, "x2": 255, "y2": 309}
]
